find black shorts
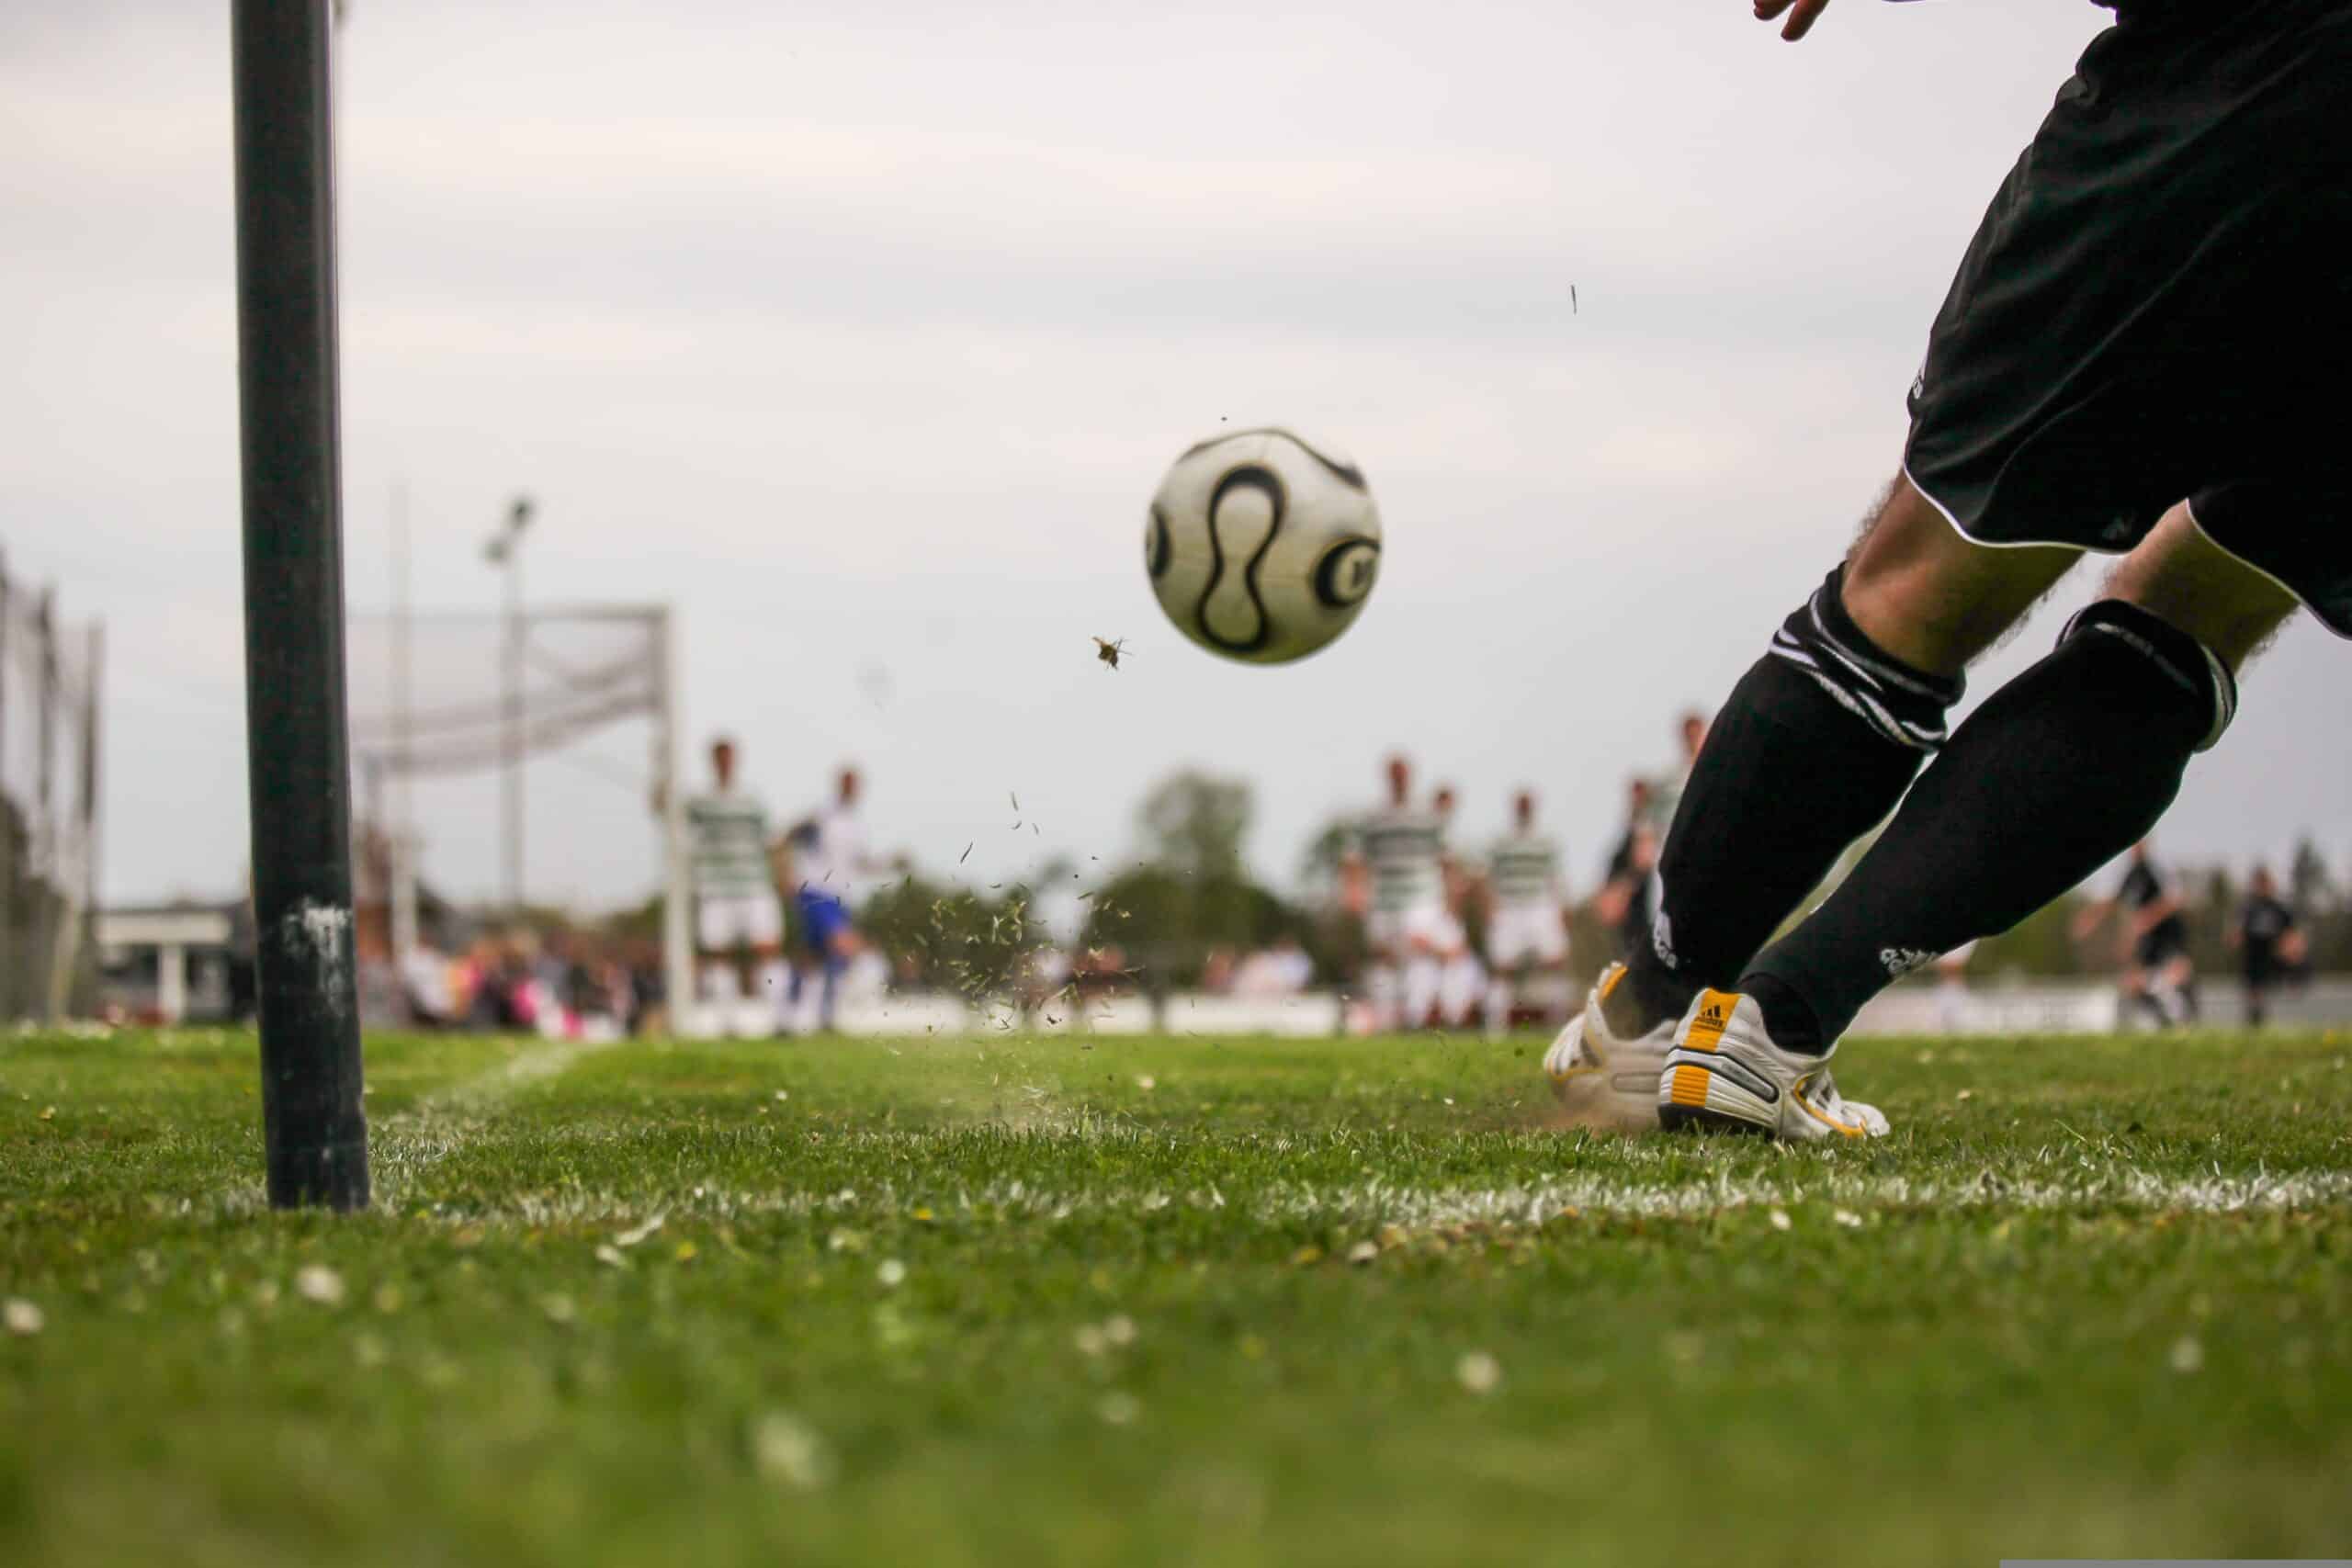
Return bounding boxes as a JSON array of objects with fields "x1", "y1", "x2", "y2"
[
  {"x1": 1903, "y1": 0, "x2": 2352, "y2": 635},
  {"x1": 2134, "y1": 919, "x2": 2191, "y2": 970}
]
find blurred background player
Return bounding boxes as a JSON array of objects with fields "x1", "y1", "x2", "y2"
[
  {"x1": 1644, "y1": 709, "x2": 1711, "y2": 839},
  {"x1": 1429, "y1": 782, "x2": 1486, "y2": 1030},
  {"x1": 1483, "y1": 789, "x2": 1571, "y2": 1032},
  {"x1": 2073, "y1": 840, "x2": 2198, "y2": 1030},
  {"x1": 1594, "y1": 776, "x2": 1661, "y2": 964},
  {"x1": 782, "y1": 765, "x2": 885, "y2": 1033},
  {"x1": 2229, "y1": 863, "x2": 2307, "y2": 1028},
  {"x1": 684, "y1": 736, "x2": 787, "y2": 1035},
  {"x1": 1932, "y1": 941, "x2": 1978, "y2": 1034},
  {"x1": 1340, "y1": 755, "x2": 1447, "y2": 1032}
]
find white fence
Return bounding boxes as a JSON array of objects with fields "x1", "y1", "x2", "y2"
[
  {"x1": 1, "y1": 550, "x2": 101, "y2": 1021},
  {"x1": 678, "y1": 977, "x2": 2352, "y2": 1040}
]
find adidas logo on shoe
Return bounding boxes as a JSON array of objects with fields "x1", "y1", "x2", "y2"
[{"x1": 1658, "y1": 989, "x2": 1890, "y2": 1141}]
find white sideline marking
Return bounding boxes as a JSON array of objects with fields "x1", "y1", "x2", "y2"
[
  {"x1": 372, "y1": 1036, "x2": 623, "y2": 1203},
  {"x1": 401, "y1": 1167, "x2": 2352, "y2": 1235}
]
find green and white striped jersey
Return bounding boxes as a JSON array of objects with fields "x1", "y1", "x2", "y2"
[
  {"x1": 1487, "y1": 831, "x2": 1562, "y2": 907},
  {"x1": 685, "y1": 789, "x2": 773, "y2": 897},
  {"x1": 1355, "y1": 807, "x2": 1445, "y2": 914}
]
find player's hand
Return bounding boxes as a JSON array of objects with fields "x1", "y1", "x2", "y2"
[{"x1": 1753, "y1": 0, "x2": 1831, "y2": 40}]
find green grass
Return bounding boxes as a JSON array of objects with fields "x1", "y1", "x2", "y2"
[{"x1": 3, "y1": 1024, "x2": 2349, "y2": 1567}]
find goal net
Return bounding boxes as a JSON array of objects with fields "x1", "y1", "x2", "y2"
[
  {"x1": 1, "y1": 558, "x2": 101, "y2": 1021},
  {"x1": 342, "y1": 604, "x2": 689, "y2": 1019}
]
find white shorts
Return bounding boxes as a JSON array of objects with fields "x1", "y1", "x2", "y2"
[
  {"x1": 696, "y1": 891, "x2": 783, "y2": 953},
  {"x1": 1487, "y1": 903, "x2": 1569, "y2": 968},
  {"x1": 1433, "y1": 912, "x2": 1471, "y2": 956},
  {"x1": 1366, "y1": 904, "x2": 1449, "y2": 955}
]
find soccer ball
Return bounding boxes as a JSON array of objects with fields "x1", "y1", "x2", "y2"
[{"x1": 1145, "y1": 427, "x2": 1383, "y2": 664}]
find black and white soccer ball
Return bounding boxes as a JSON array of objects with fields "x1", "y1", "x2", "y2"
[{"x1": 1145, "y1": 428, "x2": 1383, "y2": 665}]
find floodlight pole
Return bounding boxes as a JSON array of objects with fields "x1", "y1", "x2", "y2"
[
  {"x1": 487, "y1": 496, "x2": 533, "y2": 914},
  {"x1": 504, "y1": 510, "x2": 523, "y2": 913},
  {"x1": 655, "y1": 605, "x2": 692, "y2": 1032},
  {"x1": 389, "y1": 481, "x2": 419, "y2": 968},
  {"x1": 232, "y1": 0, "x2": 369, "y2": 1210}
]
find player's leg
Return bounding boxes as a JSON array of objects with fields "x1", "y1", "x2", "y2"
[
  {"x1": 1438, "y1": 948, "x2": 1483, "y2": 1031},
  {"x1": 2150, "y1": 956, "x2": 2189, "y2": 1028},
  {"x1": 1362, "y1": 913, "x2": 1402, "y2": 1032},
  {"x1": 787, "y1": 890, "x2": 848, "y2": 1032},
  {"x1": 752, "y1": 939, "x2": 790, "y2": 1031},
  {"x1": 1654, "y1": 1, "x2": 2342, "y2": 1133},
  {"x1": 1400, "y1": 918, "x2": 1443, "y2": 1032},
  {"x1": 1428, "y1": 910, "x2": 1474, "y2": 1029},
  {"x1": 1523, "y1": 913, "x2": 1574, "y2": 1031},
  {"x1": 2124, "y1": 964, "x2": 2169, "y2": 1032},
  {"x1": 819, "y1": 921, "x2": 862, "y2": 1031},
  {"x1": 1679, "y1": 503, "x2": 2299, "y2": 1134},
  {"x1": 694, "y1": 898, "x2": 746, "y2": 1039},
  {"x1": 1607, "y1": 472, "x2": 2076, "y2": 1038},
  {"x1": 1364, "y1": 952, "x2": 1399, "y2": 1032},
  {"x1": 1478, "y1": 914, "x2": 1510, "y2": 1032},
  {"x1": 1481, "y1": 914, "x2": 1531, "y2": 1035},
  {"x1": 2165, "y1": 953, "x2": 2200, "y2": 1026},
  {"x1": 736, "y1": 891, "x2": 787, "y2": 1034}
]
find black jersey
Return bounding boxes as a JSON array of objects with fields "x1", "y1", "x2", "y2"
[
  {"x1": 2120, "y1": 860, "x2": 2190, "y2": 963},
  {"x1": 2238, "y1": 894, "x2": 2299, "y2": 980},
  {"x1": 2240, "y1": 895, "x2": 2294, "y2": 949}
]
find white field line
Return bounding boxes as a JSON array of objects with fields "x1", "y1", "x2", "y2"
[
  {"x1": 401, "y1": 1166, "x2": 2352, "y2": 1237},
  {"x1": 370, "y1": 1036, "x2": 625, "y2": 1205}
]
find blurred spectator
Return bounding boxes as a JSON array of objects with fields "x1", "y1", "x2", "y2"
[
  {"x1": 1233, "y1": 936, "x2": 1314, "y2": 998},
  {"x1": 399, "y1": 940, "x2": 461, "y2": 1028}
]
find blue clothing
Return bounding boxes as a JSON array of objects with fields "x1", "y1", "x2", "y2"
[{"x1": 796, "y1": 886, "x2": 854, "y2": 953}]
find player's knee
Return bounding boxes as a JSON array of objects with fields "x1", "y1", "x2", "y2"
[
  {"x1": 1841, "y1": 474, "x2": 2075, "y2": 671},
  {"x1": 2056, "y1": 599, "x2": 2236, "y2": 752},
  {"x1": 1766, "y1": 562, "x2": 1966, "y2": 753},
  {"x1": 2106, "y1": 502, "x2": 2301, "y2": 671}
]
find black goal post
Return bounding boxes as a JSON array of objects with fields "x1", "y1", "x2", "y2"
[{"x1": 232, "y1": 0, "x2": 370, "y2": 1210}]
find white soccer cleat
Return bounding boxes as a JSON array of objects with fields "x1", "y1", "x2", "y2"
[
  {"x1": 1657, "y1": 988, "x2": 1889, "y2": 1141},
  {"x1": 1543, "y1": 964, "x2": 1676, "y2": 1132}
]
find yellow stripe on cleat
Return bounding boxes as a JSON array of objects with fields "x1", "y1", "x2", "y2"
[
  {"x1": 1793, "y1": 1077, "x2": 1867, "y2": 1138},
  {"x1": 1669, "y1": 1063, "x2": 1712, "y2": 1107}
]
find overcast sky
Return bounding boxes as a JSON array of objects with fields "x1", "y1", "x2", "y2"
[{"x1": 5, "y1": 0, "x2": 2346, "y2": 913}]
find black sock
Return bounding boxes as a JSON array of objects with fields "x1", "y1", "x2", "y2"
[
  {"x1": 1623, "y1": 566, "x2": 1959, "y2": 1028},
  {"x1": 1743, "y1": 601, "x2": 2233, "y2": 1050}
]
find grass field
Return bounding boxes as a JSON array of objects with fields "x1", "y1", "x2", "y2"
[{"x1": 4, "y1": 1023, "x2": 2349, "y2": 1566}]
